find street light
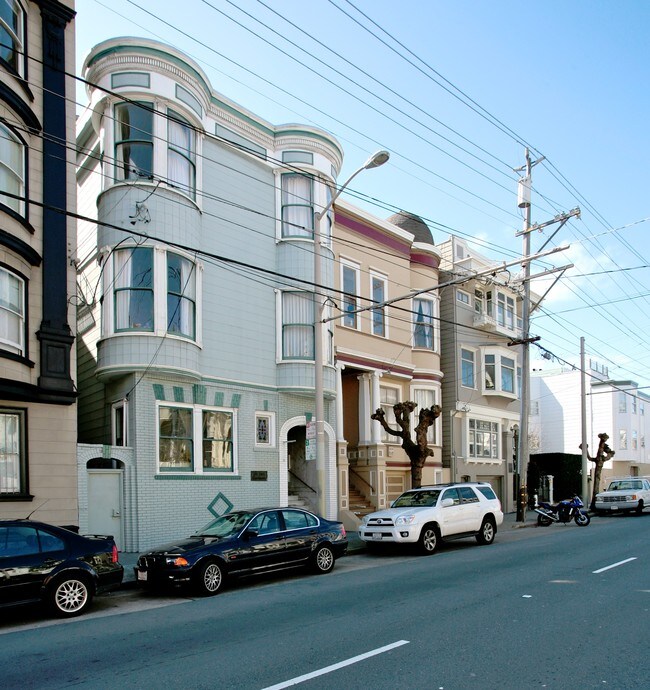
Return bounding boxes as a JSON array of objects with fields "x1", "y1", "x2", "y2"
[{"x1": 312, "y1": 150, "x2": 390, "y2": 518}]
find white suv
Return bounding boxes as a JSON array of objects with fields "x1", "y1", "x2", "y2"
[{"x1": 358, "y1": 482, "x2": 504, "y2": 554}]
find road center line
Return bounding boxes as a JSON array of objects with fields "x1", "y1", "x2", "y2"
[
  {"x1": 593, "y1": 557, "x2": 637, "y2": 574},
  {"x1": 260, "y1": 640, "x2": 410, "y2": 690}
]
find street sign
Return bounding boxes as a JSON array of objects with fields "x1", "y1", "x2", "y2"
[{"x1": 305, "y1": 413, "x2": 316, "y2": 461}]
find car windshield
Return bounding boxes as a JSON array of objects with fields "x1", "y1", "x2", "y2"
[
  {"x1": 392, "y1": 490, "x2": 441, "y2": 508},
  {"x1": 607, "y1": 480, "x2": 642, "y2": 491},
  {"x1": 193, "y1": 512, "x2": 256, "y2": 538}
]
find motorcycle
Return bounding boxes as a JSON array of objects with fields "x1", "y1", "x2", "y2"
[{"x1": 533, "y1": 495, "x2": 590, "y2": 526}]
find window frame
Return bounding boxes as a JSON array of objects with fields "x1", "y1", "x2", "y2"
[
  {"x1": 456, "y1": 289, "x2": 470, "y2": 305},
  {"x1": 157, "y1": 402, "x2": 237, "y2": 475},
  {"x1": 254, "y1": 412, "x2": 276, "y2": 449},
  {"x1": 0, "y1": 407, "x2": 27, "y2": 498},
  {"x1": 461, "y1": 348, "x2": 475, "y2": 389},
  {"x1": 113, "y1": 246, "x2": 154, "y2": 333},
  {"x1": 619, "y1": 429, "x2": 627, "y2": 450}
]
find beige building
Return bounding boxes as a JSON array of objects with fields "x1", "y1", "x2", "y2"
[
  {"x1": 332, "y1": 203, "x2": 444, "y2": 528},
  {"x1": 0, "y1": 1, "x2": 77, "y2": 524}
]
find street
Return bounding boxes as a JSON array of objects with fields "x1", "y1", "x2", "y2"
[{"x1": 1, "y1": 515, "x2": 648, "y2": 689}]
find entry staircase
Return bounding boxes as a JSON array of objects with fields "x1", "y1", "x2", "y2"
[{"x1": 348, "y1": 486, "x2": 375, "y2": 519}]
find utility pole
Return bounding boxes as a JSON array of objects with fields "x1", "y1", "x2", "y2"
[
  {"x1": 580, "y1": 337, "x2": 589, "y2": 504},
  {"x1": 513, "y1": 149, "x2": 579, "y2": 522},
  {"x1": 516, "y1": 148, "x2": 541, "y2": 522}
]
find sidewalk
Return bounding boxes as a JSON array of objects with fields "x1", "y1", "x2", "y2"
[{"x1": 118, "y1": 511, "x2": 538, "y2": 587}]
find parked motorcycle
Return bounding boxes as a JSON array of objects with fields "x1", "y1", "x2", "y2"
[{"x1": 533, "y1": 495, "x2": 590, "y2": 526}]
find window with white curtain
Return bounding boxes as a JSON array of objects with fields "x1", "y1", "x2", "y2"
[
  {"x1": 112, "y1": 247, "x2": 197, "y2": 339},
  {"x1": 0, "y1": 0, "x2": 24, "y2": 76},
  {"x1": 413, "y1": 297, "x2": 435, "y2": 349},
  {"x1": 158, "y1": 404, "x2": 236, "y2": 474},
  {"x1": 0, "y1": 122, "x2": 25, "y2": 215},
  {"x1": 281, "y1": 174, "x2": 313, "y2": 238},
  {"x1": 114, "y1": 102, "x2": 154, "y2": 181},
  {"x1": 412, "y1": 388, "x2": 438, "y2": 444},
  {"x1": 379, "y1": 385, "x2": 399, "y2": 442},
  {"x1": 167, "y1": 109, "x2": 195, "y2": 198},
  {"x1": 282, "y1": 291, "x2": 314, "y2": 359},
  {"x1": 114, "y1": 247, "x2": 154, "y2": 331},
  {"x1": 0, "y1": 266, "x2": 24, "y2": 355},
  {"x1": 0, "y1": 408, "x2": 25, "y2": 495},
  {"x1": 167, "y1": 252, "x2": 195, "y2": 338}
]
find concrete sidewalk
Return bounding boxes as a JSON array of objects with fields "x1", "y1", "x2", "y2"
[{"x1": 117, "y1": 511, "x2": 539, "y2": 587}]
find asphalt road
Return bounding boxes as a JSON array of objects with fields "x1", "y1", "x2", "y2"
[{"x1": 1, "y1": 513, "x2": 648, "y2": 689}]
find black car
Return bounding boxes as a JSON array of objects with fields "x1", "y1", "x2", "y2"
[
  {"x1": 135, "y1": 507, "x2": 348, "y2": 596},
  {"x1": 0, "y1": 519, "x2": 124, "y2": 618}
]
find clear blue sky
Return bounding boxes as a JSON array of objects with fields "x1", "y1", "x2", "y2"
[{"x1": 75, "y1": 0, "x2": 650, "y2": 388}]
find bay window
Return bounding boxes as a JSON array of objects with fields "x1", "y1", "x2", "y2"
[
  {"x1": 412, "y1": 388, "x2": 438, "y2": 444},
  {"x1": 0, "y1": 266, "x2": 24, "y2": 355},
  {"x1": 114, "y1": 102, "x2": 154, "y2": 181},
  {"x1": 0, "y1": 0, "x2": 24, "y2": 76},
  {"x1": 168, "y1": 109, "x2": 195, "y2": 198},
  {"x1": 281, "y1": 174, "x2": 313, "y2": 238},
  {"x1": 0, "y1": 122, "x2": 25, "y2": 215},
  {"x1": 413, "y1": 298, "x2": 435, "y2": 350},
  {"x1": 114, "y1": 247, "x2": 154, "y2": 331},
  {"x1": 167, "y1": 252, "x2": 195, "y2": 338},
  {"x1": 482, "y1": 348, "x2": 519, "y2": 397},
  {"x1": 111, "y1": 246, "x2": 198, "y2": 339},
  {"x1": 282, "y1": 291, "x2": 314, "y2": 359},
  {"x1": 380, "y1": 386, "x2": 398, "y2": 442}
]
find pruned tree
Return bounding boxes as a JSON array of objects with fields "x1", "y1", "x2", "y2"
[
  {"x1": 580, "y1": 432, "x2": 615, "y2": 510},
  {"x1": 371, "y1": 401, "x2": 442, "y2": 488}
]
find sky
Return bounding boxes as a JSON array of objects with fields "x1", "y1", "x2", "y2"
[{"x1": 74, "y1": 0, "x2": 650, "y2": 389}]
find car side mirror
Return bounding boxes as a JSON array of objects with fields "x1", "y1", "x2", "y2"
[
  {"x1": 441, "y1": 498, "x2": 455, "y2": 508},
  {"x1": 243, "y1": 529, "x2": 258, "y2": 540}
]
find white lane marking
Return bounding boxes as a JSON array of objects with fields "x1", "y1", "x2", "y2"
[
  {"x1": 261, "y1": 640, "x2": 410, "y2": 690},
  {"x1": 593, "y1": 557, "x2": 637, "y2": 574}
]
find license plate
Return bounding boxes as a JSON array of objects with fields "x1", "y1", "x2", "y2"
[
  {"x1": 609, "y1": 505, "x2": 618, "y2": 511},
  {"x1": 372, "y1": 533, "x2": 382, "y2": 540},
  {"x1": 137, "y1": 570, "x2": 148, "y2": 581}
]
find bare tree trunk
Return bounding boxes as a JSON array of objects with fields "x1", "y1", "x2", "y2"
[{"x1": 581, "y1": 432, "x2": 615, "y2": 511}]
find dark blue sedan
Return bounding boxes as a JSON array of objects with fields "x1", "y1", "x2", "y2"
[{"x1": 134, "y1": 508, "x2": 348, "y2": 596}]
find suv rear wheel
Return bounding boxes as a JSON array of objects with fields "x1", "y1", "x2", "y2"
[
  {"x1": 476, "y1": 517, "x2": 496, "y2": 545},
  {"x1": 418, "y1": 523, "x2": 439, "y2": 554}
]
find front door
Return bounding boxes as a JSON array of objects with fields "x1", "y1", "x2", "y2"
[{"x1": 87, "y1": 470, "x2": 123, "y2": 550}]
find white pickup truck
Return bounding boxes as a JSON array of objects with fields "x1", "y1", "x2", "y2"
[{"x1": 594, "y1": 477, "x2": 650, "y2": 515}]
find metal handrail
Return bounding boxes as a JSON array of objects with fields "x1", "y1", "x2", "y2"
[
  {"x1": 288, "y1": 469, "x2": 317, "y2": 494},
  {"x1": 349, "y1": 467, "x2": 375, "y2": 494}
]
